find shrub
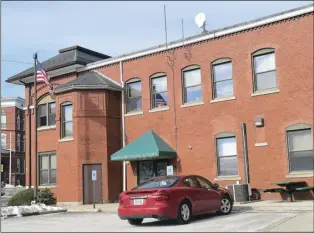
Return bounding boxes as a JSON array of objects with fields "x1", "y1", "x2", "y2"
[
  {"x1": 8, "y1": 188, "x2": 56, "y2": 206},
  {"x1": 38, "y1": 188, "x2": 56, "y2": 205},
  {"x1": 8, "y1": 188, "x2": 34, "y2": 206}
]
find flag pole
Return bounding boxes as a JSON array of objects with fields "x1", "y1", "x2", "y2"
[{"x1": 33, "y1": 52, "x2": 38, "y2": 201}]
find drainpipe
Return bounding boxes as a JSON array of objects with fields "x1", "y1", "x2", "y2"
[
  {"x1": 241, "y1": 122, "x2": 250, "y2": 184},
  {"x1": 119, "y1": 61, "x2": 126, "y2": 191}
]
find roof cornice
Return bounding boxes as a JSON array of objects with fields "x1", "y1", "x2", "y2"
[{"x1": 77, "y1": 4, "x2": 313, "y2": 72}]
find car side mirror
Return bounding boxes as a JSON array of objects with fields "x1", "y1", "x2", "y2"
[{"x1": 213, "y1": 183, "x2": 219, "y2": 189}]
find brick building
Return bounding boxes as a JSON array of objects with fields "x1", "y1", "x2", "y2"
[
  {"x1": 1, "y1": 97, "x2": 26, "y2": 186},
  {"x1": 6, "y1": 4, "x2": 313, "y2": 204}
]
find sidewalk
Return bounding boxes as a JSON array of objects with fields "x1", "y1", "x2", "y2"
[
  {"x1": 63, "y1": 200, "x2": 314, "y2": 213},
  {"x1": 263, "y1": 211, "x2": 314, "y2": 232}
]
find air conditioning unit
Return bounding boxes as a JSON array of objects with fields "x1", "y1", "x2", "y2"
[{"x1": 227, "y1": 184, "x2": 251, "y2": 203}]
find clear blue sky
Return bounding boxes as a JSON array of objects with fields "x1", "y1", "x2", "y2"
[{"x1": 1, "y1": 1, "x2": 312, "y2": 98}]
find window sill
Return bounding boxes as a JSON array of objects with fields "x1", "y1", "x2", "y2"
[
  {"x1": 181, "y1": 101, "x2": 204, "y2": 108},
  {"x1": 255, "y1": 142, "x2": 268, "y2": 147},
  {"x1": 286, "y1": 172, "x2": 314, "y2": 178},
  {"x1": 251, "y1": 88, "x2": 280, "y2": 97},
  {"x1": 37, "y1": 125, "x2": 56, "y2": 131},
  {"x1": 39, "y1": 185, "x2": 57, "y2": 189},
  {"x1": 210, "y1": 96, "x2": 236, "y2": 104},
  {"x1": 59, "y1": 137, "x2": 74, "y2": 142},
  {"x1": 149, "y1": 106, "x2": 169, "y2": 113},
  {"x1": 214, "y1": 176, "x2": 241, "y2": 181},
  {"x1": 124, "y1": 111, "x2": 143, "y2": 117}
]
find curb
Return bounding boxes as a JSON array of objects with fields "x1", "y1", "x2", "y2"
[
  {"x1": 66, "y1": 209, "x2": 101, "y2": 213},
  {"x1": 2, "y1": 209, "x2": 67, "y2": 219}
]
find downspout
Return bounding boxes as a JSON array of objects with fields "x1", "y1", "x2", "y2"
[
  {"x1": 241, "y1": 122, "x2": 250, "y2": 184},
  {"x1": 241, "y1": 122, "x2": 251, "y2": 199},
  {"x1": 119, "y1": 61, "x2": 126, "y2": 192}
]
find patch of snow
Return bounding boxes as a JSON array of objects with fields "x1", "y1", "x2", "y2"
[{"x1": 1, "y1": 203, "x2": 65, "y2": 219}]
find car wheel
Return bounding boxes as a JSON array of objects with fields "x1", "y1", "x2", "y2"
[
  {"x1": 127, "y1": 218, "x2": 143, "y2": 226},
  {"x1": 219, "y1": 195, "x2": 232, "y2": 215},
  {"x1": 176, "y1": 201, "x2": 191, "y2": 225}
]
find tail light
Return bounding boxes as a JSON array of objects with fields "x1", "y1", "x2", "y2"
[{"x1": 155, "y1": 191, "x2": 169, "y2": 201}]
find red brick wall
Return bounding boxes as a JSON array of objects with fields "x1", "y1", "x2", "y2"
[
  {"x1": 96, "y1": 13, "x2": 313, "y2": 197},
  {"x1": 23, "y1": 13, "x2": 313, "y2": 202},
  {"x1": 25, "y1": 74, "x2": 77, "y2": 189}
]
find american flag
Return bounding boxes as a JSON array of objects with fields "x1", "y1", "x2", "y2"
[
  {"x1": 36, "y1": 60, "x2": 52, "y2": 90},
  {"x1": 155, "y1": 93, "x2": 166, "y2": 107}
]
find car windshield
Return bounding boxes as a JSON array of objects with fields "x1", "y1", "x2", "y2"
[{"x1": 133, "y1": 177, "x2": 180, "y2": 190}]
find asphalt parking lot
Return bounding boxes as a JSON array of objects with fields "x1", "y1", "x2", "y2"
[{"x1": 2, "y1": 210, "x2": 310, "y2": 232}]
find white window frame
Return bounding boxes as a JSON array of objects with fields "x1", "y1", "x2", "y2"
[
  {"x1": 211, "y1": 58, "x2": 234, "y2": 99},
  {"x1": 252, "y1": 48, "x2": 277, "y2": 93},
  {"x1": 1, "y1": 112, "x2": 6, "y2": 129},
  {"x1": 126, "y1": 79, "x2": 142, "y2": 113},
  {"x1": 61, "y1": 102, "x2": 73, "y2": 139},
  {"x1": 150, "y1": 73, "x2": 168, "y2": 109},
  {"x1": 1, "y1": 133, "x2": 6, "y2": 150},
  {"x1": 182, "y1": 65, "x2": 202, "y2": 104},
  {"x1": 215, "y1": 132, "x2": 238, "y2": 177},
  {"x1": 39, "y1": 152, "x2": 56, "y2": 186},
  {"x1": 286, "y1": 124, "x2": 313, "y2": 173}
]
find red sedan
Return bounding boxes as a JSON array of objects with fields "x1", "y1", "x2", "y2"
[{"x1": 118, "y1": 175, "x2": 234, "y2": 225}]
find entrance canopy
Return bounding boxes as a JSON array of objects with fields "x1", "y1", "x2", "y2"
[{"x1": 110, "y1": 130, "x2": 176, "y2": 161}]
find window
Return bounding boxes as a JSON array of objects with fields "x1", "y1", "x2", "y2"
[
  {"x1": 195, "y1": 176, "x2": 213, "y2": 189},
  {"x1": 40, "y1": 152, "x2": 56, "y2": 185},
  {"x1": 22, "y1": 135, "x2": 25, "y2": 152},
  {"x1": 252, "y1": 49, "x2": 277, "y2": 92},
  {"x1": 16, "y1": 158, "x2": 24, "y2": 174},
  {"x1": 212, "y1": 59, "x2": 234, "y2": 99},
  {"x1": 126, "y1": 80, "x2": 142, "y2": 113},
  {"x1": 287, "y1": 127, "x2": 313, "y2": 172},
  {"x1": 61, "y1": 103, "x2": 73, "y2": 138},
  {"x1": 182, "y1": 177, "x2": 200, "y2": 188},
  {"x1": 182, "y1": 66, "x2": 202, "y2": 104},
  {"x1": 133, "y1": 177, "x2": 180, "y2": 190},
  {"x1": 1, "y1": 112, "x2": 6, "y2": 129},
  {"x1": 216, "y1": 135, "x2": 238, "y2": 176},
  {"x1": 137, "y1": 160, "x2": 168, "y2": 184},
  {"x1": 151, "y1": 74, "x2": 168, "y2": 109},
  {"x1": 16, "y1": 133, "x2": 21, "y2": 152},
  {"x1": 1, "y1": 134, "x2": 6, "y2": 149},
  {"x1": 17, "y1": 113, "x2": 20, "y2": 130},
  {"x1": 37, "y1": 102, "x2": 56, "y2": 127},
  {"x1": 17, "y1": 158, "x2": 20, "y2": 173}
]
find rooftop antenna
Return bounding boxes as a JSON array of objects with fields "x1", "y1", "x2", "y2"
[
  {"x1": 181, "y1": 18, "x2": 185, "y2": 45},
  {"x1": 195, "y1": 12, "x2": 207, "y2": 34},
  {"x1": 164, "y1": 5, "x2": 168, "y2": 48}
]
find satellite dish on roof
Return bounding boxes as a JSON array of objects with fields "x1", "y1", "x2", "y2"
[{"x1": 195, "y1": 13, "x2": 206, "y2": 28}]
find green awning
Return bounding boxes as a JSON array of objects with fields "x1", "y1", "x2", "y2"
[{"x1": 110, "y1": 130, "x2": 176, "y2": 161}]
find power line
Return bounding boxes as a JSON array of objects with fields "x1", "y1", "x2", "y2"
[{"x1": 1, "y1": 59, "x2": 32, "y2": 65}]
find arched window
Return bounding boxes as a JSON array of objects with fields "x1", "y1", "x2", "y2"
[
  {"x1": 126, "y1": 78, "x2": 142, "y2": 113},
  {"x1": 286, "y1": 124, "x2": 313, "y2": 172},
  {"x1": 215, "y1": 132, "x2": 238, "y2": 176},
  {"x1": 182, "y1": 65, "x2": 202, "y2": 104},
  {"x1": 61, "y1": 102, "x2": 73, "y2": 139},
  {"x1": 1, "y1": 111, "x2": 6, "y2": 129},
  {"x1": 211, "y1": 58, "x2": 234, "y2": 99},
  {"x1": 252, "y1": 48, "x2": 277, "y2": 92},
  {"x1": 150, "y1": 73, "x2": 168, "y2": 109},
  {"x1": 37, "y1": 94, "x2": 56, "y2": 128},
  {"x1": 1, "y1": 133, "x2": 6, "y2": 150}
]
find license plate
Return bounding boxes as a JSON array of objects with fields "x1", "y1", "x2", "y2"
[{"x1": 133, "y1": 199, "x2": 144, "y2": 205}]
